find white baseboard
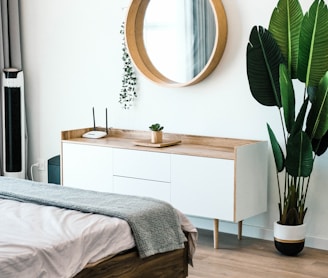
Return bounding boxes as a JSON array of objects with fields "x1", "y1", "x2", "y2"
[
  {"x1": 305, "y1": 236, "x2": 328, "y2": 251},
  {"x1": 188, "y1": 216, "x2": 328, "y2": 251}
]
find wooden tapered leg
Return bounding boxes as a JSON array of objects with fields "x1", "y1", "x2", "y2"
[
  {"x1": 238, "y1": 221, "x2": 243, "y2": 240},
  {"x1": 213, "y1": 218, "x2": 219, "y2": 249}
]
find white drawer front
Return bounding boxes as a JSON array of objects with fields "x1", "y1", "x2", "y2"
[
  {"x1": 113, "y1": 149, "x2": 171, "y2": 182},
  {"x1": 171, "y1": 154, "x2": 234, "y2": 221},
  {"x1": 113, "y1": 176, "x2": 171, "y2": 203}
]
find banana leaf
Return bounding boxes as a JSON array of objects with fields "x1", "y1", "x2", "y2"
[
  {"x1": 280, "y1": 63, "x2": 296, "y2": 133},
  {"x1": 285, "y1": 131, "x2": 314, "y2": 177},
  {"x1": 269, "y1": 0, "x2": 303, "y2": 78},
  {"x1": 267, "y1": 123, "x2": 285, "y2": 172},
  {"x1": 306, "y1": 71, "x2": 328, "y2": 139},
  {"x1": 290, "y1": 97, "x2": 309, "y2": 137},
  {"x1": 312, "y1": 129, "x2": 328, "y2": 155},
  {"x1": 297, "y1": 0, "x2": 328, "y2": 86},
  {"x1": 246, "y1": 26, "x2": 285, "y2": 107}
]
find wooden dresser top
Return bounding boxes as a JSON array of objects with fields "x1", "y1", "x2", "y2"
[{"x1": 61, "y1": 128, "x2": 264, "y2": 160}]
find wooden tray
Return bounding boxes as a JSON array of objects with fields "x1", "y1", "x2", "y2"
[{"x1": 133, "y1": 140, "x2": 181, "y2": 148}]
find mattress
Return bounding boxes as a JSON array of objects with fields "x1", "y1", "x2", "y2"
[
  {"x1": 0, "y1": 177, "x2": 187, "y2": 259},
  {"x1": 0, "y1": 199, "x2": 135, "y2": 278}
]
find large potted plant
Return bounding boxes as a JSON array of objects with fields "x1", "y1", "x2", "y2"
[{"x1": 246, "y1": 0, "x2": 328, "y2": 255}]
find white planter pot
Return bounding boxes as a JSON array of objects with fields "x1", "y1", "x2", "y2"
[{"x1": 273, "y1": 221, "x2": 306, "y2": 256}]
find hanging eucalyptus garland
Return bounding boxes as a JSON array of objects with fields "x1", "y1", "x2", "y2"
[{"x1": 119, "y1": 22, "x2": 137, "y2": 109}]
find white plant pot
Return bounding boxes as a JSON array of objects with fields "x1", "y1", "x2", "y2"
[{"x1": 273, "y1": 221, "x2": 306, "y2": 256}]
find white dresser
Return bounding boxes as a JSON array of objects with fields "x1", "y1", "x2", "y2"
[{"x1": 61, "y1": 128, "x2": 268, "y2": 247}]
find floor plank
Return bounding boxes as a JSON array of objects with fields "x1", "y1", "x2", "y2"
[{"x1": 189, "y1": 229, "x2": 328, "y2": 278}]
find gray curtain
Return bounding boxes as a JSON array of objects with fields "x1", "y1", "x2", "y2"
[{"x1": 0, "y1": 0, "x2": 23, "y2": 175}]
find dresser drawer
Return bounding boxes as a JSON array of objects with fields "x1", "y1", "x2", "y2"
[
  {"x1": 113, "y1": 176, "x2": 170, "y2": 202},
  {"x1": 112, "y1": 149, "x2": 171, "y2": 182}
]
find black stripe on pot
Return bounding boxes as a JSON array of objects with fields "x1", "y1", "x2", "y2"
[{"x1": 274, "y1": 238, "x2": 305, "y2": 256}]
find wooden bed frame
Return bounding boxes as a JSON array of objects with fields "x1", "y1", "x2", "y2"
[{"x1": 75, "y1": 242, "x2": 189, "y2": 278}]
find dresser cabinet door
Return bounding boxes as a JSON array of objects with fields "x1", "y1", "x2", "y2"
[
  {"x1": 171, "y1": 154, "x2": 235, "y2": 221},
  {"x1": 61, "y1": 143, "x2": 113, "y2": 192}
]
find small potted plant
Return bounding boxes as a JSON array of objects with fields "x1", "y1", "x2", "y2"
[
  {"x1": 149, "y1": 123, "x2": 164, "y2": 144},
  {"x1": 246, "y1": 0, "x2": 328, "y2": 255}
]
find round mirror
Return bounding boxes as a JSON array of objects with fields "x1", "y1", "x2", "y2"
[{"x1": 125, "y1": 0, "x2": 228, "y2": 87}]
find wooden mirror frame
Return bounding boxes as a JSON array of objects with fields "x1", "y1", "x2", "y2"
[{"x1": 125, "y1": 0, "x2": 228, "y2": 87}]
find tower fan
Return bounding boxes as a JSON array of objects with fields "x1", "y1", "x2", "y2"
[{"x1": 2, "y1": 68, "x2": 26, "y2": 179}]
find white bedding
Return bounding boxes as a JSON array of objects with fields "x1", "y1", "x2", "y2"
[{"x1": 0, "y1": 199, "x2": 135, "y2": 278}]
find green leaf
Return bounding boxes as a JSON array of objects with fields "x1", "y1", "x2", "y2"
[
  {"x1": 286, "y1": 131, "x2": 313, "y2": 177},
  {"x1": 247, "y1": 26, "x2": 285, "y2": 107},
  {"x1": 297, "y1": 0, "x2": 328, "y2": 86},
  {"x1": 149, "y1": 123, "x2": 164, "y2": 131},
  {"x1": 307, "y1": 85, "x2": 317, "y2": 102},
  {"x1": 267, "y1": 123, "x2": 285, "y2": 172},
  {"x1": 306, "y1": 71, "x2": 328, "y2": 139},
  {"x1": 312, "y1": 129, "x2": 328, "y2": 155},
  {"x1": 269, "y1": 0, "x2": 303, "y2": 78},
  {"x1": 290, "y1": 97, "x2": 309, "y2": 137},
  {"x1": 280, "y1": 63, "x2": 295, "y2": 133}
]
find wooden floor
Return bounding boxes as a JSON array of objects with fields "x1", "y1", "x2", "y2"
[{"x1": 188, "y1": 229, "x2": 328, "y2": 278}]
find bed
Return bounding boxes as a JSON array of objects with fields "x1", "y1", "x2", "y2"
[{"x1": 0, "y1": 177, "x2": 197, "y2": 278}]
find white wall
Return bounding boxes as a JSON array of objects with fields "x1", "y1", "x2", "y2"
[{"x1": 19, "y1": 0, "x2": 328, "y2": 250}]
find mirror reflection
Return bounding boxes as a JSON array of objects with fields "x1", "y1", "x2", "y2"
[{"x1": 143, "y1": 0, "x2": 216, "y2": 83}]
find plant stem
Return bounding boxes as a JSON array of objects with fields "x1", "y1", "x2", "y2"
[
  {"x1": 278, "y1": 108, "x2": 287, "y2": 146},
  {"x1": 276, "y1": 170, "x2": 282, "y2": 221}
]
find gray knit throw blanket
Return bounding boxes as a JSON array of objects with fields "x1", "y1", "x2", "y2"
[{"x1": 0, "y1": 177, "x2": 186, "y2": 258}]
